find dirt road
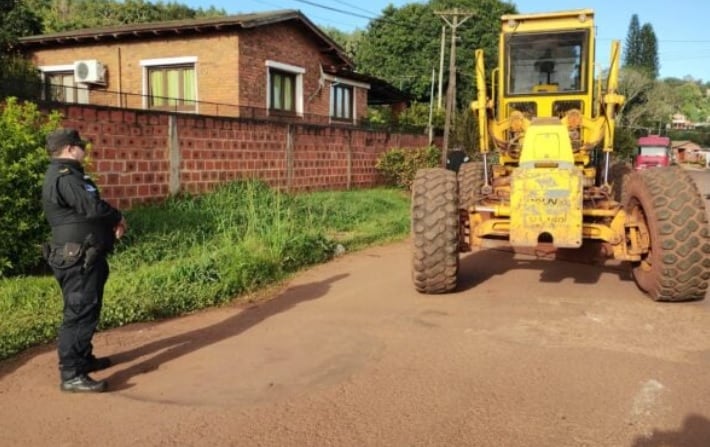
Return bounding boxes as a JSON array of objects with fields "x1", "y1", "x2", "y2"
[{"x1": 2, "y1": 169, "x2": 710, "y2": 447}]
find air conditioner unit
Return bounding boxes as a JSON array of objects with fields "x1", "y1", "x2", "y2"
[{"x1": 73, "y1": 60, "x2": 106, "y2": 84}]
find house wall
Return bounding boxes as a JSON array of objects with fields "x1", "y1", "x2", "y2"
[
  {"x1": 30, "y1": 34, "x2": 240, "y2": 115},
  {"x1": 28, "y1": 23, "x2": 367, "y2": 121},
  {"x1": 53, "y1": 104, "x2": 430, "y2": 210},
  {"x1": 237, "y1": 23, "x2": 360, "y2": 120}
]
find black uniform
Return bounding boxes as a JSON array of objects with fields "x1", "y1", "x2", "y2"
[{"x1": 42, "y1": 158, "x2": 123, "y2": 381}]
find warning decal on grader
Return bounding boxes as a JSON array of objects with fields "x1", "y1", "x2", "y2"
[{"x1": 509, "y1": 168, "x2": 583, "y2": 248}]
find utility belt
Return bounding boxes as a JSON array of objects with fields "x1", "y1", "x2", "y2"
[
  {"x1": 50, "y1": 222, "x2": 104, "y2": 245},
  {"x1": 42, "y1": 234, "x2": 104, "y2": 271}
]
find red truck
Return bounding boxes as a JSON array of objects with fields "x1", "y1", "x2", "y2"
[{"x1": 634, "y1": 135, "x2": 672, "y2": 170}]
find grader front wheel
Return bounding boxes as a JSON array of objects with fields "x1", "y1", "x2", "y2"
[
  {"x1": 609, "y1": 161, "x2": 632, "y2": 203},
  {"x1": 624, "y1": 167, "x2": 710, "y2": 301},
  {"x1": 411, "y1": 168, "x2": 459, "y2": 293}
]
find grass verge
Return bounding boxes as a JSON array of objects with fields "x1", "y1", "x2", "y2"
[{"x1": 0, "y1": 181, "x2": 410, "y2": 360}]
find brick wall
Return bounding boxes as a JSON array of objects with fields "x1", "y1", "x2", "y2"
[{"x1": 54, "y1": 104, "x2": 431, "y2": 210}]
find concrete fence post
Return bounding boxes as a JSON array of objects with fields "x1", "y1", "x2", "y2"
[
  {"x1": 168, "y1": 114, "x2": 180, "y2": 196},
  {"x1": 286, "y1": 124, "x2": 295, "y2": 192},
  {"x1": 347, "y1": 129, "x2": 353, "y2": 190}
]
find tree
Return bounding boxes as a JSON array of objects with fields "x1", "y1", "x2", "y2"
[
  {"x1": 355, "y1": 3, "x2": 439, "y2": 100},
  {"x1": 24, "y1": 0, "x2": 225, "y2": 33},
  {"x1": 640, "y1": 81, "x2": 677, "y2": 129},
  {"x1": 0, "y1": 55, "x2": 43, "y2": 101},
  {"x1": 676, "y1": 81, "x2": 707, "y2": 123},
  {"x1": 354, "y1": 0, "x2": 516, "y2": 107},
  {"x1": 621, "y1": 80, "x2": 678, "y2": 133},
  {"x1": 622, "y1": 15, "x2": 659, "y2": 80},
  {"x1": 639, "y1": 23, "x2": 659, "y2": 79},
  {"x1": 0, "y1": 0, "x2": 43, "y2": 100},
  {"x1": 320, "y1": 26, "x2": 364, "y2": 60},
  {"x1": 623, "y1": 14, "x2": 642, "y2": 67},
  {"x1": 0, "y1": 0, "x2": 42, "y2": 52},
  {"x1": 616, "y1": 67, "x2": 655, "y2": 128}
]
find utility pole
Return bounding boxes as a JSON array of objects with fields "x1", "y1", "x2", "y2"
[
  {"x1": 428, "y1": 66, "x2": 435, "y2": 144},
  {"x1": 437, "y1": 26, "x2": 445, "y2": 110},
  {"x1": 435, "y1": 9, "x2": 474, "y2": 167}
]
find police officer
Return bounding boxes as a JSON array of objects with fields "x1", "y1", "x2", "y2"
[{"x1": 42, "y1": 128, "x2": 127, "y2": 393}]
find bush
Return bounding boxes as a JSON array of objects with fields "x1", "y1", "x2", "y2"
[
  {"x1": 375, "y1": 146, "x2": 441, "y2": 189},
  {"x1": 0, "y1": 98, "x2": 62, "y2": 277}
]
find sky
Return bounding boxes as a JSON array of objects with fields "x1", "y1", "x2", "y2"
[{"x1": 182, "y1": 0, "x2": 709, "y2": 81}]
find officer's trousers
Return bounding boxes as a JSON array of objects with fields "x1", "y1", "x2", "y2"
[{"x1": 51, "y1": 256, "x2": 109, "y2": 380}]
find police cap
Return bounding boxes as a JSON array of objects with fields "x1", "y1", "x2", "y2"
[{"x1": 46, "y1": 128, "x2": 87, "y2": 154}]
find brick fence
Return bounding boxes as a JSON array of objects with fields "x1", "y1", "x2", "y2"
[{"x1": 51, "y1": 104, "x2": 432, "y2": 210}]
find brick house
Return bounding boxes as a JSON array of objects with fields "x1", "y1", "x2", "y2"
[
  {"x1": 671, "y1": 112, "x2": 694, "y2": 130},
  {"x1": 672, "y1": 140, "x2": 702, "y2": 164},
  {"x1": 18, "y1": 10, "x2": 399, "y2": 124}
]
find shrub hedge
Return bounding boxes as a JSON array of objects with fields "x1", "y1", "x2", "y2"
[
  {"x1": 0, "y1": 98, "x2": 62, "y2": 276},
  {"x1": 375, "y1": 146, "x2": 441, "y2": 189}
]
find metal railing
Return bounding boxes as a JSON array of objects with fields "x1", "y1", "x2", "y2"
[{"x1": 10, "y1": 82, "x2": 428, "y2": 134}]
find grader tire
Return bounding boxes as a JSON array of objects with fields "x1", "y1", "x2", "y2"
[
  {"x1": 457, "y1": 161, "x2": 485, "y2": 210},
  {"x1": 609, "y1": 161, "x2": 632, "y2": 203},
  {"x1": 411, "y1": 168, "x2": 459, "y2": 294},
  {"x1": 624, "y1": 166, "x2": 710, "y2": 301}
]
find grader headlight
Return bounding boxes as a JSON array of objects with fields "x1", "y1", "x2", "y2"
[
  {"x1": 510, "y1": 110, "x2": 525, "y2": 132},
  {"x1": 565, "y1": 109, "x2": 582, "y2": 129},
  {"x1": 563, "y1": 108, "x2": 583, "y2": 152}
]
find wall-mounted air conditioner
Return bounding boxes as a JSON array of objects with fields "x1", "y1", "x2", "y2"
[{"x1": 73, "y1": 60, "x2": 106, "y2": 84}]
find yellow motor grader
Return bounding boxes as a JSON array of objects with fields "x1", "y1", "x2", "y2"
[{"x1": 411, "y1": 9, "x2": 710, "y2": 301}]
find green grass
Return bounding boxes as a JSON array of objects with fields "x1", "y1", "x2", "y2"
[{"x1": 0, "y1": 181, "x2": 411, "y2": 360}]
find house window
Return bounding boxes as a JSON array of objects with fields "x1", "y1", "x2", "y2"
[
  {"x1": 323, "y1": 73, "x2": 369, "y2": 124},
  {"x1": 147, "y1": 65, "x2": 196, "y2": 112},
  {"x1": 41, "y1": 70, "x2": 88, "y2": 104},
  {"x1": 265, "y1": 60, "x2": 304, "y2": 116},
  {"x1": 270, "y1": 69, "x2": 296, "y2": 113},
  {"x1": 330, "y1": 84, "x2": 353, "y2": 121}
]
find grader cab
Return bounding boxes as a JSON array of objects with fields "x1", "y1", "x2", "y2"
[{"x1": 411, "y1": 9, "x2": 710, "y2": 301}]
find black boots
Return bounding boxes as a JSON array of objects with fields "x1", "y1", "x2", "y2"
[
  {"x1": 60, "y1": 374, "x2": 108, "y2": 393},
  {"x1": 59, "y1": 356, "x2": 112, "y2": 393}
]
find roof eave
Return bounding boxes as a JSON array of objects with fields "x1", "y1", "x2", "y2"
[{"x1": 17, "y1": 9, "x2": 352, "y2": 67}]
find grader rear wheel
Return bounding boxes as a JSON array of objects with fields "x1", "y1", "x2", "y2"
[
  {"x1": 624, "y1": 167, "x2": 710, "y2": 301},
  {"x1": 457, "y1": 161, "x2": 485, "y2": 210},
  {"x1": 411, "y1": 168, "x2": 459, "y2": 294}
]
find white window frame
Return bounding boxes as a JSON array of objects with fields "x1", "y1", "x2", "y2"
[
  {"x1": 38, "y1": 64, "x2": 90, "y2": 104},
  {"x1": 265, "y1": 60, "x2": 304, "y2": 116},
  {"x1": 140, "y1": 56, "x2": 198, "y2": 112},
  {"x1": 324, "y1": 74, "x2": 369, "y2": 124}
]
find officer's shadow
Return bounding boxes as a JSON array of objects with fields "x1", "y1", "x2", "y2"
[
  {"x1": 630, "y1": 414, "x2": 710, "y2": 447},
  {"x1": 103, "y1": 273, "x2": 348, "y2": 392}
]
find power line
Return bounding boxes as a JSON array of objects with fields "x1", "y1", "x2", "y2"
[
  {"x1": 292, "y1": 0, "x2": 377, "y2": 20},
  {"x1": 320, "y1": 0, "x2": 379, "y2": 17},
  {"x1": 288, "y1": 0, "x2": 427, "y2": 32}
]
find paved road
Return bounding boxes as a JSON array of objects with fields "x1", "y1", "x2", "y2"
[{"x1": 1, "y1": 167, "x2": 709, "y2": 447}]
